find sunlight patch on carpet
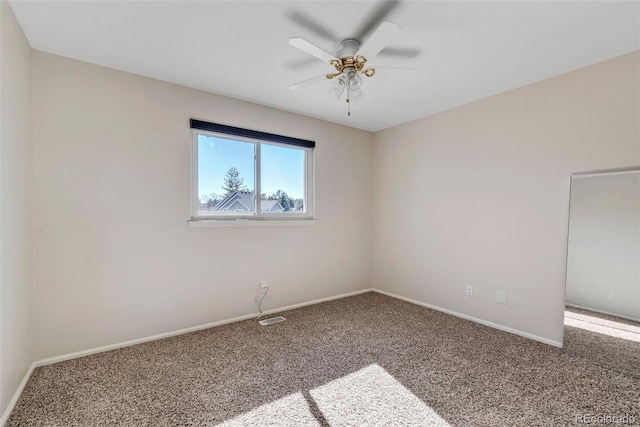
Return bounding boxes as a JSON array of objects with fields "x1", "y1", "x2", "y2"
[
  {"x1": 310, "y1": 364, "x2": 451, "y2": 427},
  {"x1": 565, "y1": 311, "x2": 640, "y2": 343},
  {"x1": 216, "y1": 393, "x2": 320, "y2": 427}
]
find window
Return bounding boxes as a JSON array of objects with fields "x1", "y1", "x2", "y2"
[{"x1": 190, "y1": 119, "x2": 314, "y2": 221}]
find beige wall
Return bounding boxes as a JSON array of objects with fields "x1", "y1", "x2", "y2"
[
  {"x1": 32, "y1": 52, "x2": 373, "y2": 360},
  {"x1": 0, "y1": 0, "x2": 34, "y2": 416},
  {"x1": 566, "y1": 171, "x2": 639, "y2": 321},
  {"x1": 372, "y1": 51, "x2": 640, "y2": 345}
]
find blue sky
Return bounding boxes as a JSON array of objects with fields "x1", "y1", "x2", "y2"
[{"x1": 198, "y1": 134, "x2": 304, "y2": 200}]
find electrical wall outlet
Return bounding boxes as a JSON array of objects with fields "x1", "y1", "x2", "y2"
[
  {"x1": 496, "y1": 290, "x2": 507, "y2": 304},
  {"x1": 465, "y1": 285, "x2": 473, "y2": 297},
  {"x1": 608, "y1": 292, "x2": 616, "y2": 301},
  {"x1": 255, "y1": 282, "x2": 269, "y2": 304}
]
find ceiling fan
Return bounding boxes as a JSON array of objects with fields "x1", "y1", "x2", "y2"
[{"x1": 287, "y1": 0, "x2": 418, "y2": 116}]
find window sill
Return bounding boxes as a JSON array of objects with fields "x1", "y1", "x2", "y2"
[{"x1": 187, "y1": 218, "x2": 317, "y2": 228}]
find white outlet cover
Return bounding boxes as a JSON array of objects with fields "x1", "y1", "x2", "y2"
[
  {"x1": 465, "y1": 285, "x2": 473, "y2": 297},
  {"x1": 496, "y1": 290, "x2": 507, "y2": 304}
]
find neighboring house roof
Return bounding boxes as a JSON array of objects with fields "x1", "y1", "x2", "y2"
[
  {"x1": 212, "y1": 190, "x2": 285, "y2": 213},
  {"x1": 212, "y1": 190, "x2": 254, "y2": 212},
  {"x1": 261, "y1": 200, "x2": 284, "y2": 212}
]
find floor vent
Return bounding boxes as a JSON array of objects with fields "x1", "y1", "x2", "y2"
[{"x1": 259, "y1": 316, "x2": 286, "y2": 326}]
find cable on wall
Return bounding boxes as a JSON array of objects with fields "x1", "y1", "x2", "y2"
[{"x1": 254, "y1": 286, "x2": 269, "y2": 322}]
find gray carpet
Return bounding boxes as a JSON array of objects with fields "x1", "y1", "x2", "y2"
[
  {"x1": 7, "y1": 292, "x2": 640, "y2": 426},
  {"x1": 564, "y1": 306, "x2": 640, "y2": 378}
]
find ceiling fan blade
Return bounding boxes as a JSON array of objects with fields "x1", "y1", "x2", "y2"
[
  {"x1": 288, "y1": 11, "x2": 339, "y2": 43},
  {"x1": 353, "y1": 0, "x2": 401, "y2": 41},
  {"x1": 289, "y1": 37, "x2": 337, "y2": 63},
  {"x1": 289, "y1": 74, "x2": 328, "y2": 90},
  {"x1": 356, "y1": 21, "x2": 402, "y2": 60},
  {"x1": 378, "y1": 46, "x2": 421, "y2": 58}
]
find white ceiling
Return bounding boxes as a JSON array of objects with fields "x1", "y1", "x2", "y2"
[{"x1": 9, "y1": 1, "x2": 640, "y2": 132}]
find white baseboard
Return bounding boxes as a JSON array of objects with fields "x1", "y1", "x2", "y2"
[
  {"x1": 373, "y1": 288, "x2": 563, "y2": 348},
  {"x1": 1, "y1": 363, "x2": 35, "y2": 426},
  {"x1": 35, "y1": 288, "x2": 373, "y2": 368}
]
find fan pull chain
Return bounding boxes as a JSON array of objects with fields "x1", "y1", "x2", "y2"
[{"x1": 347, "y1": 86, "x2": 351, "y2": 116}]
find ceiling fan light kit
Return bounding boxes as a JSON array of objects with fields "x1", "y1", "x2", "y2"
[{"x1": 329, "y1": 73, "x2": 365, "y2": 112}]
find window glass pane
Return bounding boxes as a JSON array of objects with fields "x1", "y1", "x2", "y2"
[
  {"x1": 198, "y1": 134, "x2": 255, "y2": 214},
  {"x1": 260, "y1": 143, "x2": 305, "y2": 213}
]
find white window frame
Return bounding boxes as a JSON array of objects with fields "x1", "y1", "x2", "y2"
[{"x1": 190, "y1": 128, "x2": 314, "y2": 223}]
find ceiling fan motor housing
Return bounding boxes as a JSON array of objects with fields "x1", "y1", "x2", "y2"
[{"x1": 337, "y1": 39, "x2": 360, "y2": 58}]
